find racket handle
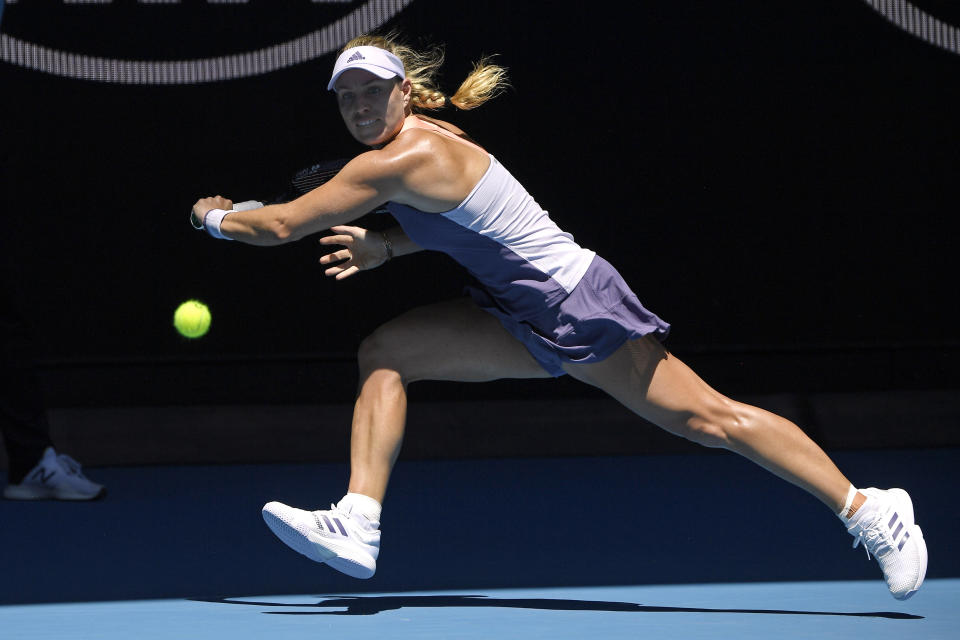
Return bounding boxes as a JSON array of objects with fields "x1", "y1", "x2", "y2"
[{"x1": 232, "y1": 200, "x2": 265, "y2": 211}]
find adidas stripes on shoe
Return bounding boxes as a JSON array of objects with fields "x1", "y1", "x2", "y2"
[
  {"x1": 847, "y1": 487, "x2": 927, "y2": 600},
  {"x1": 261, "y1": 499, "x2": 381, "y2": 579}
]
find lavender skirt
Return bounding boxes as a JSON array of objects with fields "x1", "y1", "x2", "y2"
[{"x1": 467, "y1": 255, "x2": 671, "y2": 377}]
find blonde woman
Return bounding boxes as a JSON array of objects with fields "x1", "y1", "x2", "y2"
[{"x1": 191, "y1": 34, "x2": 926, "y2": 599}]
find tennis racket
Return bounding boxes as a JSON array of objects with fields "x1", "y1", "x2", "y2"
[
  {"x1": 276, "y1": 157, "x2": 391, "y2": 214},
  {"x1": 190, "y1": 157, "x2": 358, "y2": 230}
]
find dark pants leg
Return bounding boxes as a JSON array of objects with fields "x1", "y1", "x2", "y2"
[{"x1": 1, "y1": 280, "x2": 53, "y2": 484}]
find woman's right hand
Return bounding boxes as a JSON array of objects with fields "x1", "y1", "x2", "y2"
[
  {"x1": 318, "y1": 225, "x2": 390, "y2": 280},
  {"x1": 191, "y1": 195, "x2": 234, "y2": 228}
]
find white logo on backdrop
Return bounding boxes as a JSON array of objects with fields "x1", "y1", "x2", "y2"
[
  {"x1": 0, "y1": 0, "x2": 414, "y2": 84},
  {"x1": 862, "y1": 0, "x2": 959, "y2": 55}
]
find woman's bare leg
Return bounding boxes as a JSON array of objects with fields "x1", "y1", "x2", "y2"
[
  {"x1": 347, "y1": 298, "x2": 551, "y2": 503},
  {"x1": 562, "y1": 336, "x2": 854, "y2": 511}
]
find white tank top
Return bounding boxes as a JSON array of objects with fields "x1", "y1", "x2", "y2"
[{"x1": 384, "y1": 116, "x2": 596, "y2": 320}]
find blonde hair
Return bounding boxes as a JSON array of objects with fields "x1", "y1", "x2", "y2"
[{"x1": 341, "y1": 32, "x2": 509, "y2": 111}]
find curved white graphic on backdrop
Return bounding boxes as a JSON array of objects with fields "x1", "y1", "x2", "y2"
[
  {"x1": 863, "y1": 0, "x2": 960, "y2": 55},
  {"x1": 0, "y1": 0, "x2": 414, "y2": 84}
]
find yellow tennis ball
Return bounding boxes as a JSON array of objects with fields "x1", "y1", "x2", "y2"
[{"x1": 173, "y1": 300, "x2": 211, "y2": 339}]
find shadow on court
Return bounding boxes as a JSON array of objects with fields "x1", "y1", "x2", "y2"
[
  {"x1": 195, "y1": 595, "x2": 922, "y2": 619},
  {"x1": 2, "y1": 449, "x2": 957, "y2": 605}
]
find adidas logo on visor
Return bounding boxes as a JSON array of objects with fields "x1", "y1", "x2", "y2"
[{"x1": 346, "y1": 51, "x2": 366, "y2": 63}]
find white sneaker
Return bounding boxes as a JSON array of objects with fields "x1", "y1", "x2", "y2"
[
  {"x1": 3, "y1": 447, "x2": 106, "y2": 501},
  {"x1": 261, "y1": 499, "x2": 380, "y2": 579},
  {"x1": 847, "y1": 487, "x2": 927, "y2": 600}
]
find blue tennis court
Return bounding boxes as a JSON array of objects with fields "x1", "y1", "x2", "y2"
[
  {"x1": 3, "y1": 581, "x2": 958, "y2": 640},
  {"x1": 3, "y1": 1, "x2": 958, "y2": 638},
  {"x1": 2, "y1": 448, "x2": 957, "y2": 639}
]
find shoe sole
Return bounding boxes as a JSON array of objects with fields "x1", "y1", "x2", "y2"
[
  {"x1": 261, "y1": 505, "x2": 376, "y2": 579},
  {"x1": 3, "y1": 486, "x2": 106, "y2": 501}
]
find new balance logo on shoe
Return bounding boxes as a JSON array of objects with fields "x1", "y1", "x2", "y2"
[
  {"x1": 30, "y1": 468, "x2": 57, "y2": 485},
  {"x1": 346, "y1": 51, "x2": 365, "y2": 63}
]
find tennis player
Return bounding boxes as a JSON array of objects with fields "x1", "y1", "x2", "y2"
[{"x1": 191, "y1": 34, "x2": 927, "y2": 599}]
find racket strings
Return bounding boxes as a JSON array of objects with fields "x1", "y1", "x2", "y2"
[
  {"x1": 286, "y1": 159, "x2": 389, "y2": 215},
  {"x1": 291, "y1": 160, "x2": 350, "y2": 194}
]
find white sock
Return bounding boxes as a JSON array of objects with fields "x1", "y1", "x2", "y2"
[
  {"x1": 338, "y1": 492, "x2": 382, "y2": 525},
  {"x1": 838, "y1": 484, "x2": 858, "y2": 521}
]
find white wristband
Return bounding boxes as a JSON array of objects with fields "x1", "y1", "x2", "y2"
[{"x1": 204, "y1": 208, "x2": 235, "y2": 240}]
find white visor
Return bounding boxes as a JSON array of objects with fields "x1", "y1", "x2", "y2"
[{"x1": 327, "y1": 46, "x2": 405, "y2": 91}]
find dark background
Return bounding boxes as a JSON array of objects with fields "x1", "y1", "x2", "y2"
[
  {"x1": 2, "y1": 2, "x2": 959, "y2": 605},
  {"x1": 1, "y1": 0, "x2": 957, "y2": 409}
]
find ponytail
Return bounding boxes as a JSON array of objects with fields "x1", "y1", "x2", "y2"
[{"x1": 340, "y1": 32, "x2": 510, "y2": 112}]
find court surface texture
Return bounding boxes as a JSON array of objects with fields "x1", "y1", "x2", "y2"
[{"x1": 2, "y1": 448, "x2": 957, "y2": 639}]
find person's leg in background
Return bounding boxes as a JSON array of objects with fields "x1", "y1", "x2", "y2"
[{"x1": 1, "y1": 277, "x2": 105, "y2": 501}]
